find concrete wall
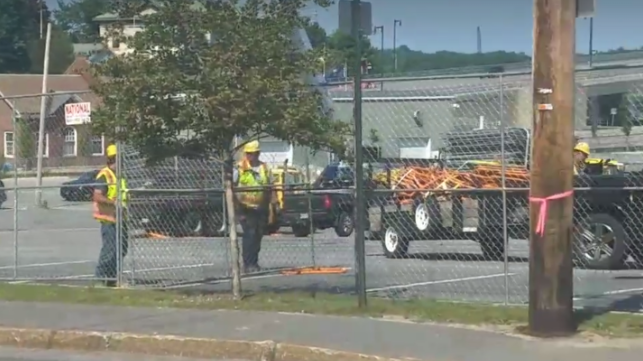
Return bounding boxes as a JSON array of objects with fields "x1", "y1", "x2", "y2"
[{"x1": 332, "y1": 98, "x2": 455, "y2": 158}]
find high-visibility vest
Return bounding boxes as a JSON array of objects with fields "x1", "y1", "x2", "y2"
[
  {"x1": 93, "y1": 167, "x2": 128, "y2": 223},
  {"x1": 236, "y1": 160, "x2": 270, "y2": 208}
]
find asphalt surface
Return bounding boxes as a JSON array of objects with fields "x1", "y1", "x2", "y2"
[
  {"x1": 0, "y1": 177, "x2": 642, "y2": 312},
  {"x1": 1, "y1": 301, "x2": 643, "y2": 361},
  {"x1": 0, "y1": 347, "x2": 231, "y2": 361}
]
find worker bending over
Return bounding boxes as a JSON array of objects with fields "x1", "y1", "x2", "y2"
[
  {"x1": 92, "y1": 144, "x2": 129, "y2": 287},
  {"x1": 573, "y1": 142, "x2": 590, "y2": 175},
  {"x1": 234, "y1": 141, "x2": 272, "y2": 273}
]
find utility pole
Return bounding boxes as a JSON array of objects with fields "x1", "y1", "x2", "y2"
[
  {"x1": 373, "y1": 25, "x2": 384, "y2": 76},
  {"x1": 476, "y1": 26, "x2": 482, "y2": 53},
  {"x1": 393, "y1": 19, "x2": 402, "y2": 71},
  {"x1": 39, "y1": 0, "x2": 43, "y2": 39},
  {"x1": 588, "y1": 17, "x2": 594, "y2": 68},
  {"x1": 529, "y1": 0, "x2": 576, "y2": 336},
  {"x1": 351, "y1": 0, "x2": 367, "y2": 309}
]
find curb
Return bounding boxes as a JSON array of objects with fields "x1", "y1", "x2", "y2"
[{"x1": 0, "y1": 327, "x2": 410, "y2": 361}]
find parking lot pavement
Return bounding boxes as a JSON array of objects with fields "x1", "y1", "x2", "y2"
[
  {"x1": 1, "y1": 212, "x2": 642, "y2": 311},
  {"x1": 1, "y1": 179, "x2": 642, "y2": 312}
]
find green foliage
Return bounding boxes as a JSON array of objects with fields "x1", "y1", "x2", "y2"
[
  {"x1": 91, "y1": 0, "x2": 349, "y2": 165},
  {"x1": 54, "y1": 0, "x2": 110, "y2": 43},
  {"x1": 77, "y1": 127, "x2": 92, "y2": 157},
  {"x1": 617, "y1": 96, "x2": 632, "y2": 137},
  {"x1": 304, "y1": 22, "x2": 530, "y2": 76},
  {"x1": 14, "y1": 119, "x2": 35, "y2": 160},
  {"x1": 0, "y1": 0, "x2": 74, "y2": 74},
  {"x1": 27, "y1": 24, "x2": 76, "y2": 74}
]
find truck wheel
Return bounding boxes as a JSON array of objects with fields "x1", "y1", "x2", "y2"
[
  {"x1": 178, "y1": 211, "x2": 202, "y2": 237},
  {"x1": 292, "y1": 223, "x2": 311, "y2": 237},
  {"x1": 475, "y1": 230, "x2": 505, "y2": 260},
  {"x1": 265, "y1": 222, "x2": 280, "y2": 235},
  {"x1": 573, "y1": 213, "x2": 627, "y2": 270},
  {"x1": 334, "y1": 211, "x2": 354, "y2": 237}
]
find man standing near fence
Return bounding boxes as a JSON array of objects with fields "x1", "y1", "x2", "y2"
[
  {"x1": 234, "y1": 140, "x2": 273, "y2": 273},
  {"x1": 92, "y1": 144, "x2": 129, "y2": 287}
]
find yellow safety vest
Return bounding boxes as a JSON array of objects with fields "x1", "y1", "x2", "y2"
[
  {"x1": 236, "y1": 160, "x2": 270, "y2": 208},
  {"x1": 93, "y1": 167, "x2": 128, "y2": 223}
]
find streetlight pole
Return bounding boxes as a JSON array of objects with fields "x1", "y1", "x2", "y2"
[
  {"x1": 588, "y1": 17, "x2": 594, "y2": 68},
  {"x1": 393, "y1": 19, "x2": 402, "y2": 72},
  {"x1": 373, "y1": 25, "x2": 384, "y2": 76}
]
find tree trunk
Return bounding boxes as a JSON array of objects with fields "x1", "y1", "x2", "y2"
[{"x1": 224, "y1": 157, "x2": 242, "y2": 299}]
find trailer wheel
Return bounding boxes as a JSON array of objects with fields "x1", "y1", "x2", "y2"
[
  {"x1": 381, "y1": 211, "x2": 414, "y2": 259},
  {"x1": 413, "y1": 197, "x2": 441, "y2": 232},
  {"x1": 573, "y1": 213, "x2": 627, "y2": 270},
  {"x1": 382, "y1": 225, "x2": 410, "y2": 259}
]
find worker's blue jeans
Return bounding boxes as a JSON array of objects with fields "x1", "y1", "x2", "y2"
[
  {"x1": 95, "y1": 222, "x2": 129, "y2": 280},
  {"x1": 239, "y1": 208, "x2": 266, "y2": 267}
]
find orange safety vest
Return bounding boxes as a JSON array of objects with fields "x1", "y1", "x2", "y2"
[
  {"x1": 236, "y1": 160, "x2": 270, "y2": 209},
  {"x1": 93, "y1": 167, "x2": 127, "y2": 223}
]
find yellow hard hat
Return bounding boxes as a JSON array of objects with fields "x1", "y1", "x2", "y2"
[
  {"x1": 106, "y1": 144, "x2": 117, "y2": 157},
  {"x1": 243, "y1": 140, "x2": 260, "y2": 153},
  {"x1": 574, "y1": 142, "x2": 590, "y2": 155}
]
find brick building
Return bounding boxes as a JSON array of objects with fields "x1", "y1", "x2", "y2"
[{"x1": 0, "y1": 74, "x2": 104, "y2": 169}]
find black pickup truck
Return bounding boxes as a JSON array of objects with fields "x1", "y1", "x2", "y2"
[
  {"x1": 280, "y1": 163, "x2": 361, "y2": 237},
  {"x1": 125, "y1": 153, "x2": 226, "y2": 237}
]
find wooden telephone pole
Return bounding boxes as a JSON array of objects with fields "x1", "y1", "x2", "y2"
[{"x1": 529, "y1": 0, "x2": 577, "y2": 335}]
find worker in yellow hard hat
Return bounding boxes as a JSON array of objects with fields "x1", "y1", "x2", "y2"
[
  {"x1": 233, "y1": 140, "x2": 272, "y2": 273},
  {"x1": 573, "y1": 142, "x2": 590, "y2": 175},
  {"x1": 92, "y1": 143, "x2": 129, "y2": 287}
]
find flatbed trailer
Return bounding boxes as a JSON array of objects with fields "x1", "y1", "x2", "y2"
[{"x1": 377, "y1": 128, "x2": 643, "y2": 270}]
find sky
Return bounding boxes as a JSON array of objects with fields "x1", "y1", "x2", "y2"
[{"x1": 48, "y1": 0, "x2": 640, "y2": 55}]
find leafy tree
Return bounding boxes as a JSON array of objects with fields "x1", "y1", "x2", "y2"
[
  {"x1": 55, "y1": 0, "x2": 111, "y2": 43},
  {"x1": 616, "y1": 95, "x2": 633, "y2": 150},
  {"x1": 14, "y1": 118, "x2": 35, "y2": 167},
  {"x1": 28, "y1": 24, "x2": 75, "y2": 74},
  {"x1": 0, "y1": 0, "x2": 73, "y2": 74},
  {"x1": 91, "y1": 0, "x2": 350, "y2": 297},
  {"x1": 0, "y1": 0, "x2": 49, "y2": 73}
]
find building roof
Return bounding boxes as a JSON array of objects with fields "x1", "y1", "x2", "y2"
[
  {"x1": 73, "y1": 43, "x2": 104, "y2": 55},
  {"x1": 93, "y1": 1, "x2": 205, "y2": 22},
  {"x1": 0, "y1": 74, "x2": 97, "y2": 120}
]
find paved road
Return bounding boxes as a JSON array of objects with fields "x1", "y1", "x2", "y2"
[
  {"x1": 0, "y1": 347, "x2": 235, "y2": 361},
  {"x1": 1, "y1": 178, "x2": 642, "y2": 312}
]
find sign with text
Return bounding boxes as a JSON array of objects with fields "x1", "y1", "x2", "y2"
[{"x1": 65, "y1": 102, "x2": 91, "y2": 125}]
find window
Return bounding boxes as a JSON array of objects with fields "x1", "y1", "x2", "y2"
[
  {"x1": 91, "y1": 135, "x2": 104, "y2": 156},
  {"x1": 3, "y1": 132, "x2": 14, "y2": 158},
  {"x1": 63, "y1": 127, "x2": 77, "y2": 157},
  {"x1": 33, "y1": 132, "x2": 49, "y2": 158}
]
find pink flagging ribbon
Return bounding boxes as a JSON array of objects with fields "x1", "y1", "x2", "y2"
[{"x1": 528, "y1": 190, "x2": 573, "y2": 236}]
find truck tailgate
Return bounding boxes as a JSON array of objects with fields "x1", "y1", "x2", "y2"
[{"x1": 282, "y1": 192, "x2": 326, "y2": 215}]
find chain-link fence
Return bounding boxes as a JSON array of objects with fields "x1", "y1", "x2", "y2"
[
  {"x1": 0, "y1": 90, "x2": 106, "y2": 283},
  {"x1": 3, "y1": 70, "x2": 643, "y2": 312}
]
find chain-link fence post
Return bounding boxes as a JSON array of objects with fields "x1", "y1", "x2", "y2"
[
  {"x1": 499, "y1": 74, "x2": 510, "y2": 305},
  {"x1": 304, "y1": 151, "x2": 316, "y2": 268},
  {"x1": 115, "y1": 139, "x2": 124, "y2": 287},
  {"x1": 11, "y1": 107, "x2": 19, "y2": 280}
]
